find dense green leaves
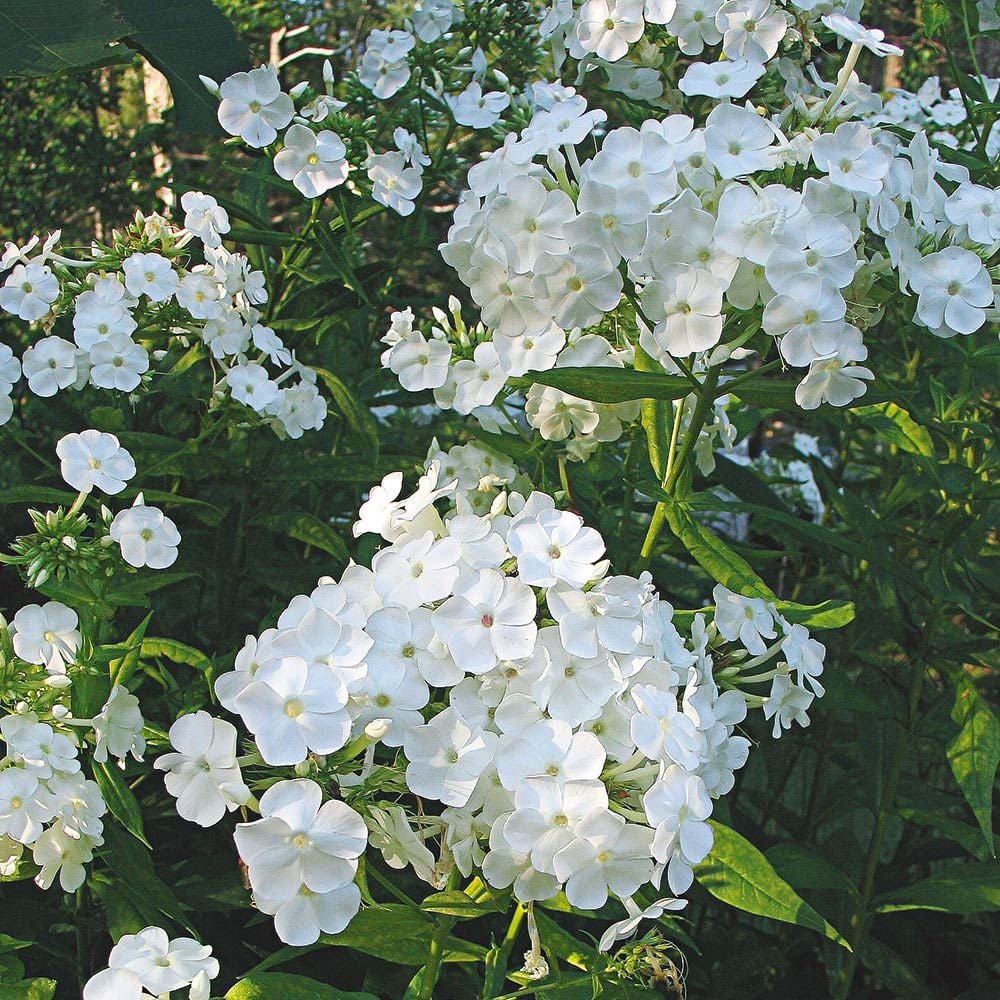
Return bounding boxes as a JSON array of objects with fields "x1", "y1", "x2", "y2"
[
  {"x1": 0, "y1": 980, "x2": 57, "y2": 1000},
  {"x1": 695, "y1": 822, "x2": 850, "y2": 949},
  {"x1": 873, "y1": 862, "x2": 1000, "y2": 914}
]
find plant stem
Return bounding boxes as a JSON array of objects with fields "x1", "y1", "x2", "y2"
[
  {"x1": 634, "y1": 367, "x2": 720, "y2": 574},
  {"x1": 419, "y1": 913, "x2": 458, "y2": 1000}
]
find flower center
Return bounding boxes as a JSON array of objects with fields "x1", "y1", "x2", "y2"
[
  {"x1": 307, "y1": 153, "x2": 320, "y2": 165},
  {"x1": 249, "y1": 100, "x2": 262, "y2": 113},
  {"x1": 140, "y1": 527, "x2": 155, "y2": 541},
  {"x1": 481, "y1": 612, "x2": 495, "y2": 628},
  {"x1": 284, "y1": 698, "x2": 304, "y2": 718},
  {"x1": 292, "y1": 833, "x2": 310, "y2": 848}
]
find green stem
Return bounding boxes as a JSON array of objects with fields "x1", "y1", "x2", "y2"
[
  {"x1": 634, "y1": 367, "x2": 721, "y2": 574},
  {"x1": 418, "y1": 913, "x2": 458, "y2": 1000}
]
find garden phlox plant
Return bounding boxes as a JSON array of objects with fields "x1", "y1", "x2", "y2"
[{"x1": 148, "y1": 448, "x2": 832, "y2": 963}]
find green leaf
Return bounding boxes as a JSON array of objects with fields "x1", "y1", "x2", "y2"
[
  {"x1": 268, "y1": 512, "x2": 349, "y2": 562},
  {"x1": 0, "y1": 980, "x2": 57, "y2": 1000},
  {"x1": 515, "y1": 367, "x2": 692, "y2": 404},
  {"x1": 319, "y1": 904, "x2": 487, "y2": 965},
  {"x1": 855, "y1": 936, "x2": 934, "y2": 1000},
  {"x1": 0, "y1": 938, "x2": 31, "y2": 957},
  {"x1": 947, "y1": 680, "x2": 1000, "y2": 857},
  {"x1": 873, "y1": 861, "x2": 1000, "y2": 913},
  {"x1": 109, "y1": 0, "x2": 248, "y2": 133},
  {"x1": 773, "y1": 599, "x2": 856, "y2": 630},
  {"x1": 314, "y1": 368, "x2": 380, "y2": 459},
  {"x1": 420, "y1": 889, "x2": 502, "y2": 919},
  {"x1": 0, "y1": 1, "x2": 132, "y2": 76},
  {"x1": 92, "y1": 760, "x2": 150, "y2": 849},
  {"x1": 658, "y1": 497, "x2": 773, "y2": 598},
  {"x1": 0, "y1": 486, "x2": 78, "y2": 506},
  {"x1": 225, "y1": 226, "x2": 300, "y2": 247},
  {"x1": 854, "y1": 402, "x2": 935, "y2": 457},
  {"x1": 139, "y1": 637, "x2": 212, "y2": 673},
  {"x1": 695, "y1": 821, "x2": 851, "y2": 950},
  {"x1": 765, "y1": 844, "x2": 857, "y2": 895},
  {"x1": 225, "y1": 973, "x2": 377, "y2": 1000}
]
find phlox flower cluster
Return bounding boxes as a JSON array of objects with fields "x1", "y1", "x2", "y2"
[
  {"x1": 0, "y1": 198, "x2": 325, "y2": 439},
  {"x1": 158, "y1": 450, "x2": 826, "y2": 950},
  {"x1": 378, "y1": 7, "x2": 999, "y2": 435}
]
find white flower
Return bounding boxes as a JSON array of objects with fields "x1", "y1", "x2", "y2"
[
  {"x1": 234, "y1": 656, "x2": 352, "y2": 765},
  {"x1": 763, "y1": 674, "x2": 813, "y2": 737},
  {"x1": 679, "y1": 57, "x2": 765, "y2": 98},
  {"x1": 175, "y1": 272, "x2": 223, "y2": 320},
  {"x1": 502, "y1": 776, "x2": 609, "y2": 874},
  {"x1": 226, "y1": 362, "x2": 280, "y2": 412},
  {"x1": 122, "y1": 253, "x2": 179, "y2": 302},
  {"x1": 56, "y1": 429, "x2": 136, "y2": 495},
  {"x1": 92, "y1": 684, "x2": 145, "y2": 763},
  {"x1": 448, "y1": 82, "x2": 511, "y2": 129},
  {"x1": 642, "y1": 266, "x2": 724, "y2": 356},
  {"x1": 0, "y1": 768, "x2": 53, "y2": 844},
  {"x1": 404, "y1": 706, "x2": 498, "y2": 806},
  {"x1": 703, "y1": 103, "x2": 776, "y2": 179},
  {"x1": 218, "y1": 65, "x2": 295, "y2": 147},
  {"x1": 181, "y1": 191, "x2": 230, "y2": 248},
  {"x1": 21, "y1": 336, "x2": 77, "y2": 397},
  {"x1": 237, "y1": 780, "x2": 367, "y2": 894},
  {"x1": 83, "y1": 969, "x2": 150, "y2": 1000},
  {"x1": 32, "y1": 824, "x2": 99, "y2": 891},
  {"x1": 11, "y1": 602, "x2": 81, "y2": 674},
  {"x1": 433, "y1": 569, "x2": 538, "y2": 674},
  {"x1": 630, "y1": 684, "x2": 702, "y2": 769},
  {"x1": 366, "y1": 806, "x2": 436, "y2": 882},
  {"x1": 576, "y1": 0, "x2": 645, "y2": 63},
  {"x1": 0, "y1": 343, "x2": 20, "y2": 395},
  {"x1": 367, "y1": 151, "x2": 423, "y2": 216},
  {"x1": 154, "y1": 712, "x2": 250, "y2": 827},
  {"x1": 552, "y1": 811, "x2": 654, "y2": 909},
  {"x1": 372, "y1": 530, "x2": 461, "y2": 610},
  {"x1": 821, "y1": 14, "x2": 904, "y2": 57},
  {"x1": 89, "y1": 333, "x2": 149, "y2": 392},
  {"x1": 597, "y1": 895, "x2": 687, "y2": 951},
  {"x1": 107, "y1": 926, "x2": 219, "y2": 997},
  {"x1": 274, "y1": 124, "x2": 350, "y2": 198},
  {"x1": 1, "y1": 715, "x2": 80, "y2": 777},
  {"x1": 717, "y1": 0, "x2": 788, "y2": 63},
  {"x1": 358, "y1": 30, "x2": 414, "y2": 98},
  {"x1": 944, "y1": 184, "x2": 1000, "y2": 245},
  {"x1": 450, "y1": 341, "x2": 506, "y2": 414},
  {"x1": 781, "y1": 624, "x2": 825, "y2": 696},
  {"x1": 393, "y1": 127, "x2": 431, "y2": 167},
  {"x1": 909, "y1": 247, "x2": 993, "y2": 336},
  {"x1": 412, "y1": 0, "x2": 457, "y2": 42},
  {"x1": 257, "y1": 881, "x2": 362, "y2": 945},
  {"x1": 383, "y1": 331, "x2": 452, "y2": 391},
  {"x1": 110, "y1": 498, "x2": 181, "y2": 569},
  {"x1": 712, "y1": 585, "x2": 776, "y2": 655},
  {"x1": 795, "y1": 354, "x2": 874, "y2": 409},
  {"x1": 811, "y1": 123, "x2": 891, "y2": 197},
  {"x1": 507, "y1": 494, "x2": 606, "y2": 588},
  {"x1": 0, "y1": 261, "x2": 59, "y2": 320},
  {"x1": 669, "y1": 0, "x2": 723, "y2": 54},
  {"x1": 496, "y1": 720, "x2": 605, "y2": 791},
  {"x1": 531, "y1": 629, "x2": 623, "y2": 726},
  {"x1": 546, "y1": 576, "x2": 646, "y2": 659},
  {"x1": 643, "y1": 765, "x2": 713, "y2": 893}
]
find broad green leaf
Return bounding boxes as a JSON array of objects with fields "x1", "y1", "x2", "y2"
[
  {"x1": 140, "y1": 638, "x2": 212, "y2": 673},
  {"x1": 98, "y1": 826, "x2": 193, "y2": 932},
  {"x1": 225, "y1": 226, "x2": 300, "y2": 247},
  {"x1": 695, "y1": 821, "x2": 850, "y2": 950},
  {"x1": 0, "y1": 486, "x2": 77, "y2": 506},
  {"x1": 765, "y1": 844, "x2": 857, "y2": 895},
  {"x1": 515, "y1": 367, "x2": 692, "y2": 404},
  {"x1": 92, "y1": 760, "x2": 150, "y2": 849},
  {"x1": 0, "y1": 938, "x2": 31, "y2": 956},
  {"x1": 659, "y1": 498, "x2": 773, "y2": 598},
  {"x1": 773, "y1": 599, "x2": 856, "y2": 630},
  {"x1": 854, "y1": 402, "x2": 934, "y2": 457},
  {"x1": 314, "y1": 368, "x2": 381, "y2": 459},
  {"x1": 873, "y1": 862, "x2": 1000, "y2": 914},
  {"x1": 110, "y1": 0, "x2": 248, "y2": 133},
  {"x1": 0, "y1": 1, "x2": 131, "y2": 76},
  {"x1": 898, "y1": 809, "x2": 994, "y2": 861},
  {"x1": 420, "y1": 889, "x2": 502, "y2": 919},
  {"x1": 0, "y1": 979, "x2": 57, "y2": 1000},
  {"x1": 268, "y1": 512, "x2": 349, "y2": 562},
  {"x1": 320, "y1": 905, "x2": 487, "y2": 964},
  {"x1": 226, "y1": 973, "x2": 377, "y2": 1000},
  {"x1": 634, "y1": 344, "x2": 675, "y2": 479},
  {"x1": 947, "y1": 680, "x2": 1000, "y2": 857}
]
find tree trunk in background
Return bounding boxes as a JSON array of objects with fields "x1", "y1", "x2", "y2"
[{"x1": 142, "y1": 62, "x2": 174, "y2": 213}]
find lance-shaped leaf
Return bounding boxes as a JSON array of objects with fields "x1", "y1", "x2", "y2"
[{"x1": 514, "y1": 367, "x2": 693, "y2": 403}]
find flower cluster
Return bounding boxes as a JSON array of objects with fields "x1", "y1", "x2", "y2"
[
  {"x1": 156, "y1": 453, "x2": 827, "y2": 950},
  {"x1": 378, "y1": 6, "x2": 999, "y2": 439},
  {"x1": 0, "y1": 199, "x2": 326, "y2": 438}
]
